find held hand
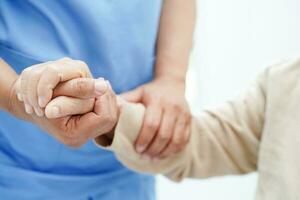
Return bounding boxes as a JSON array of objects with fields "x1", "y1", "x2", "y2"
[
  {"x1": 11, "y1": 75, "x2": 118, "y2": 148},
  {"x1": 121, "y1": 77, "x2": 191, "y2": 159},
  {"x1": 44, "y1": 78, "x2": 119, "y2": 146},
  {"x1": 16, "y1": 57, "x2": 93, "y2": 116}
]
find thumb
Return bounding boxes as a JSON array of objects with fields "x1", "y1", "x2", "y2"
[
  {"x1": 53, "y1": 78, "x2": 108, "y2": 99},
  {"x1": 120, "y1": 87, "x2": 143, "y2": 103},
  {"x1": 45, "y1": 96, "x2": 94, "y2": 118}
]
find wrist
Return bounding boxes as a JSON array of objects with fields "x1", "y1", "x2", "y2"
[
  {"x1": 154, "y1": 72, "x2": 187, "y2": 88},
  {"x1": 5, "y1": 77, "x2": 34, "y2": 122},
  {"x1": 154, "y1": 62, "x2": 188, "y2": 83},
  {"x1": 1, "y1": 76, "x2": 18, "y2": 112}
]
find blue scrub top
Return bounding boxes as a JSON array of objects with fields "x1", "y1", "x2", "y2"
[{"x1": 0, "y1": 1, "x2": 162, "y2": 199}]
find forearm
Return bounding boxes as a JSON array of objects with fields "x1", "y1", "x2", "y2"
[
  {"x1": 0, "y1": 59, "x2": 31, "y2": 120},
  {"x1": 155, "y1": 0, "x2": 196, "y2": 81},
  {"x1": 95, "y1": 72, "x2": 266, "y2": 181},
  {"x1": 0, "y1": 59, "x2": 18, "y2": 111}
]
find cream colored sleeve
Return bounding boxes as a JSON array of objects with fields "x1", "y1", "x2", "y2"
[{"x1": 94, "y1": 72, "x2": 267, "y2": 182}]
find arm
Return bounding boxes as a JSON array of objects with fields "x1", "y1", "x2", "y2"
[
  {"x1": 121, "y1": 0, "x2": 196, "y2": 159},
  {"x1": 155, "y1": 0, "x2": 196, "y2": 80},
  {"x1": 0, "y1": 59, "x2": 18, "y2": 111},
  {"x1": 0, "y1": 58, "x2": 117, "y2": 148},
  {"x1": 0, "y1": 58, "x2": 30, "y2": 120},
  {"x1": 0, "y1": 58, "x2": 95, "y2": 121},
  {"x1": 97, "y1": 71, "x2": 267, "y2": 181}
]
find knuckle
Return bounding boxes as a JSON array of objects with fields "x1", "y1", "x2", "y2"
[
  {"x1": 76, "y1": 60, "x2": 88, "y2": 70},
  {"x1": 31, "y1": 69, "x2": 43, "y2": 78},
  {"x1": 76, "y1": 60, "x2": 88, "y2": 67},
  {"x1": 172, "y1": 137, "x2": 184, "y2": 147},
  {"x1": 75, "y1": 60, "x2": 90, "y2": 77},
  {"x1": 172, "y1": 104, "x2": 182, "y2": 112},
  {"x1": 145, "y1": 120, "x2": 159, "y2": 131},
  {"x1": 46, "y1": 64, "x2": 59, "y2": 76},
  {"x1": 22, "y1": 67, "x2": 32, "y2": 74},
  {"x1": 182, "y1": 110, "x2": 191, "y2": 119},
  {"x1": 177, "y1": 119, "x2": 187, "y2": 127},
  {"x1": 61, "y1": 57, "x2": 72, "y2": 61},
  {"x1": 31, "y1": 69, "x2": 39, "y2": 76},
  {"x1": 157, "y1": 132, "x2": 171, "y2": 142}
]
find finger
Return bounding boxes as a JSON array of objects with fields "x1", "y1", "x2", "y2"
[
  {"x1": 15, "y1": 78, "x2": 23, "y2": 102},
  {"x1": 92, "y1": 82, "x2": 118, "y2": 137},
  {"x1": 46, "y1": 116, "x2": 86, "y2": 148},
  {"x1": 134, "y1": 105, "x2": 163, "y2": 154},
  {"x1": 53, "y1": 78, "x2": 108, "y2": 99},
  {"x1": 143, "y1": 108, "x2": 177, "y2": 157},
  {"x1": 37, "y1": 59, "x2": 91, "y2": 108},
  {"x1": 26, "y1": 65, "x2": 45, "y2": 116},
  {"x1": 23, "y1": 96, "x2": 34, "y2": 114},
  {"x1": 160, "y1": 126, "x2": 190, "y2": 159},
  {"x1": 120, "y1": 87, "x2": 143, "y2": 103},
  {"x1": 20, "y1": 67, "x2": 34, "y2": 114},
  {"x1": 93, "y1": 81, "x2": 115, "y2": 114},
  {"x1": 45, "y1": 96, "x2": 94, "y2": 119},
  {"x1": 158, "y1": 115, "x2": 191, "y2": 158},
  {"x1": 66, "y1": 84, "x2": 118, "y2": 139}
]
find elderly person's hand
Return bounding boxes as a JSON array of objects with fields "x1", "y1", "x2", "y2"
[
  {"x1": 122, "y1": 76, "x2": 191, "y2": 159},
  {"x1": 15, "y1": 57, "x2": 95, "y2": 116},
  {"x1": 10, "y1": 77, "x2": 118, "y2": 147}
]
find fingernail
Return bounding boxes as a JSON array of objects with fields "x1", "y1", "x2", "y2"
[
  {"x1": 136, "y1": 145, "x2": 146, "y2": 153},
  {"x1": 24, "y1": 104, "x2": 33, "y2": 114},
  {"x1": 95, "y1": 78, "x2": 107, "y2": 96},
  {"x1": 17, "y1": 93, "x2": 23, "y2": 101},
  {"x1": 34, "y1": 107, "x2": 44, "y2": 117},
  {"x1": 49, "y1": 106, "x2": 60, "y2": 118},
  {"x1": 38, "y1": 96, "x2": 46, "y2": 108}
]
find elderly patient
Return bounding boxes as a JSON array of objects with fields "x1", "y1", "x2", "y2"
[{"x1": 17, "y1": 57, "x2": 300, "y2": 200}]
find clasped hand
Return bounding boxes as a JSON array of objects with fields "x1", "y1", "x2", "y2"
[
  {"x1": 8, "y1": 57, "x2": 191, "y2": 160},
  {"x1": 10, "y1": 57, "x2": 118, "y2": 148}
]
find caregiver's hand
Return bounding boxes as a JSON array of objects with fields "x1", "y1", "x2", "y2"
[
  {"x1": 121, "y1": 76, "x2": 191, "y2": 159},
  {"x1": 10, "y1": 76, "x2": 118, "y2": 147},
  {"x1": 16, "y1": 57, "x2": 93, "y2": 116},
  {"x1": 45, "y1": 78, "x2": 119, "y2": 145}
]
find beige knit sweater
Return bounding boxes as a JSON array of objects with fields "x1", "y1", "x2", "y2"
[{"x1": 95, "y1": 58, "x2": 300, "y2": 200}]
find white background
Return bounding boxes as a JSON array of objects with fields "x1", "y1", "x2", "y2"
[{"x1": 157, "y1": 0, "x2": 300, "y2": 199}]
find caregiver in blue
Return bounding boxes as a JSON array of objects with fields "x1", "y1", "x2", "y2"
[{"x1": 0, "y1": 0, "x2": 196, "y2": 199}]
